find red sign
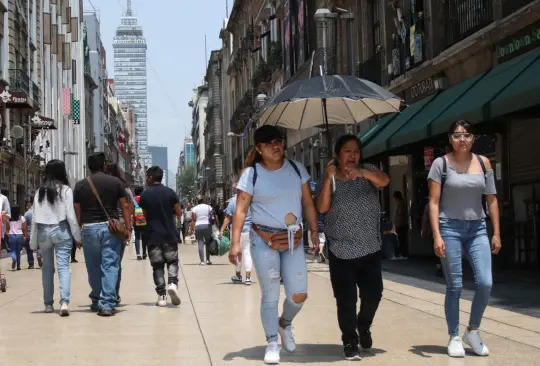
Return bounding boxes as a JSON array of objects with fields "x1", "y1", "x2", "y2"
[{"x1": 424, "y1": 147, "x2": 434, "y2": 170}]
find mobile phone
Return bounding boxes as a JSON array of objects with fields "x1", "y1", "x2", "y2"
[{"x1": 332, "y1": 158, "x2": 339, "y2": 167}]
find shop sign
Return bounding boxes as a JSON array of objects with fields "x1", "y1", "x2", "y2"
[
  {"x1": 406, "y1": 75, "x2": 439, "y2": 103},
  {"x1": 496, "y1": 21, "x2": 540, "y2": 62},
  {"x1": 424, "y1": 146, "x2": 434, "y2": 170},
  {"x1": 319, "y1": 147, "x2": 329, "y2": 159}
]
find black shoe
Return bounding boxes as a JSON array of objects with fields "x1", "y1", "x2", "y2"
[
  {"x1": 206, "y1": 260, "x2": 212, "y2": 265},
  {"x1": 137, "y1": 255, "x2": 142, "y2": 260},
  {"x1": 343, "y1": 341, "x2": 362, "y2": 361},
  {"x1": 71, "y1": 259, "x2": 78, "y2": 263},
  {"x1": 116, "y1": 296, "x2": 121, "y2": 306},
  {"x1": 37, "y1": 256, "x2": 43, "y2": 268},
  {"x1": 16, "y1": 267, "x2": 21, "y2": 271},
  {"x1": 97, "y1": 308, "x2": 113, "y2": 317},
  {"x1": 359, "y1": 328, "x2": 373, "y2": 349},
  {"x1": 12, "y1": 260, "x2": 16, "y2": 270},
  {"x1": 28, "y1": 264, "x2": 34, "y2": 270},
  {"x1": 143, "y1": 254, "x2": 147, "y2": 260},
  {"x1": 90, "y1": 305, "x2": 99, "y2": 312}
]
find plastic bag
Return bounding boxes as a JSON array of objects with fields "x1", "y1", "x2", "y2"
[
  {"x1": 208, "y1": 228, "x2": 220, "y2": 256},
  {"x1": 217, "y1": 235, "x2": 231, "y2": 256}
]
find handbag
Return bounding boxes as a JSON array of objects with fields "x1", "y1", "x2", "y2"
[
  {"x1": 251, "y1": 224, "x2": 302, "y2": 251},
  {"x1": 87, "y1": 177, "x2": 126, "y2": 240}
]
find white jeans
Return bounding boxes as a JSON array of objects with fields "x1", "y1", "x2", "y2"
[{"x1": 236, "y1": 232, "x2": 253, "y2": 273}]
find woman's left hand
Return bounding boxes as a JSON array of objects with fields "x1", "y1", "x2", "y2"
[
  {"x1": 344, "y1": 167, "x2": 365, "y2": 180},
  {"x1": 491, "y1": 234, "x2": 501, "y2": 255}
]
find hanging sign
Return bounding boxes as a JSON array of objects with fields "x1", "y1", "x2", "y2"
[{"x1": 424, "y1": 146, "x2": 434, "y2": 170}]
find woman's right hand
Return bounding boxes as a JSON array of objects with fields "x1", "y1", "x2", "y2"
[
  {"x1": 325, "y1": 160, "x2": 337, "y2": 180},
  {"x1": 228, "y1": 242, "x2": 242, "y2": 265},
  {"x1": 433, "y1": 235, "x2": 446, "y2": 258}
]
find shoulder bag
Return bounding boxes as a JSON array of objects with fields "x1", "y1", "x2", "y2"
[{"x1": 87, "y1": 177, "x2": 126, "y2": 240}]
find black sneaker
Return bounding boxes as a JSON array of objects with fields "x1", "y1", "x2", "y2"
[
  {"x1": 143, "y1": 254, "x2": 147, "y2": 260},
  {"x1": 206, "y1": 260, "x2": 212, "y2": 265},
  {"x1": 71, "y1": 259, "x2": 78, "y2": 263},
  {"x1": 343, "y1": 341, "x2": 362, "y2": 361},
  {"x1": 12, "y1": 260, "x2": 16, "y2": 270},
  {"x1": 28, "y1": 264, "x2": 34, "y2": 269},
  {"x1": 359, "y1": 328, "x2": 373, "y2": 349},
  {"x1": 97, "y1": 308, "x2": 113, "y2": 317},
  {"x1": 37, "y1": 256, "x2": 43, "y2": 268},
  {"x1": 137, "y1": 255, "x2": 142, "y2": 260}
]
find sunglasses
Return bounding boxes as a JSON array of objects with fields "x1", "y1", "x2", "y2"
[{"x1": 449, "y1": 133, "x2": 474, "y2": 142}]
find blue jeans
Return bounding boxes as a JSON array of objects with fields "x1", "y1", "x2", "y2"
[
  {"x1": 82, "y1": 223, "x2": 122, "y2": 311},
  {"x1": 37, "y1": 222, "x2": 73, "y2": 306},
  {"x1": 439, "y1": 218, "x2": 493, "y2": 337},
  {"x1": 9, "y1": 234, "x2": 24, "y2": 268},
  {"x1": 116, "y1": 242, "x2": 127, "y2": 298},
  {"x1": 250, "y1": 227, "x2": 308, "y2": 343}
]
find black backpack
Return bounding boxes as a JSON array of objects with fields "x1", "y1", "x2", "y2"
[{"x1": 440, "y1": 154, "x2": 489, "y2": 216}]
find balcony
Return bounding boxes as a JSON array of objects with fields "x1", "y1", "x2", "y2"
[
  {"x1": 6, "y1": 69, "x2": 39, "y2": 109},
  {"x1": 502, "y1": 0, "x2": 536, "y2": 17},
  {"x1": 443, "y1": 0, "x2": 493, "y2": 50},
  {"x1": 357, "y1": 52, "x2": 383, "y2": 86},
  {"x1": 230, "y1": 89, "x2": 254, "y2": 133}
]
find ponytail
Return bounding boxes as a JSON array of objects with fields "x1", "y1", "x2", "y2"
[{"x1": 244, "y1": 147, "x2": 262, "y2": 168}]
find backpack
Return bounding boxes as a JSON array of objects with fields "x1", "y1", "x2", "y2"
[
  {"x1": 441, "y1": 154, "x2": 489, "y2": 216},
  {"x1": 133, "y1": 197, "x2": 146, "y2": 226},
  {"x1": 252, "y1": 159, "x2": 302, "y2": 186}
]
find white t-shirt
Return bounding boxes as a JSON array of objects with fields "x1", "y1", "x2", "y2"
[{"x1": 192, "y1": 204, "x2": 213, "y2": 227}]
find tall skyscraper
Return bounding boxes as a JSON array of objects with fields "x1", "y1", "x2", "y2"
[
  {"x1": 149, "y1": 145, "x2": 168, "y2": 184},
  {"x1": 113, "y1": 0, "x2": 151, "y2": 165}
]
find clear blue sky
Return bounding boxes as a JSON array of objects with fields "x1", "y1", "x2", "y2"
[{"x1": 84, "y1": 0, "x2": 227, "y2": 172}]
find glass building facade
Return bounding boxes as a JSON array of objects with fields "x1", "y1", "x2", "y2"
[
  {"x1": 185, "y1": 140, "x2": 195, "y2": 167},
  {"x1": 113, "y1": 2, "x2": 151, "y2": 165}
]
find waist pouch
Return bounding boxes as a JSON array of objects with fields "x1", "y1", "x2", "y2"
[{"x1": 252, "y1": 223, "x2": 302, "y2": 251}]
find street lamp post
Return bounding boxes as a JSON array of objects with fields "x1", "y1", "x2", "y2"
[{"x1": 227, "y1": 132, "x2": 245, "y2": 168}]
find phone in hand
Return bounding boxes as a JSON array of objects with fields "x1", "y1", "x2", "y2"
[{"x1": 332, "y1": 158, "x2": 339, "y2": 167}]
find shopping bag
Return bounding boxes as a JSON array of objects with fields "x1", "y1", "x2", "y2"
[
  {"x1": 208, "y1": 228, "x2": 220, "y2": 256},
  {"x1": 217, "y1": 235, "x2": 231, "y2": 256}
]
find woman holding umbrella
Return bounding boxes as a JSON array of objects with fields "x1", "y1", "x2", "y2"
[
  {"x1": 230, "y1": 125, "x2": 319, "y2": 365},
  {"x1": 317, "y1": 134, "x2": 389, "y2": 360}
]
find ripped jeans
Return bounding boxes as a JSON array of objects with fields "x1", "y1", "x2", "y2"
[{"x1": 251, "y1": 226, "x2": 308, "y2": 343}]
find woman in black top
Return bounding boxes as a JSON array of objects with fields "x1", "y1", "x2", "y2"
[{"x1": 317, "y1": 135, "x2": 390, "y2": 361}]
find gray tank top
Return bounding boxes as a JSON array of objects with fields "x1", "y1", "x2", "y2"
[{"x1": 428, "y1": 157, "x2": 496, "y2": 221}]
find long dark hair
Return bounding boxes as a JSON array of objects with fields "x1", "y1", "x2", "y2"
[
  {"x1": 38, "y1": 159, "x2": 70, "y2": 205},
  {"x1": 10, "y1": 205, "x2": 21, "y2": 221},
  {"x1": 448, "y1": 119, "x2": 474, "y2": 135},
  {"x1": 107, "y1": 163, "x2": 128, "y2": 188}
]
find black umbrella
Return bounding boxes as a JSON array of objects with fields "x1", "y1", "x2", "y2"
[{"x1": 256, "y1": 75, "x2": 402, "y2": 139}]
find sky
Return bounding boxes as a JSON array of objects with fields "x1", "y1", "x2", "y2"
[{"x1": 84, "y1": 0, "x2": 227, "y2": 173}]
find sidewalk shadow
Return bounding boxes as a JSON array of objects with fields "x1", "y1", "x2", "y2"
[
  {"x1": 409, "y1": 345, "x2": 447, "y2": 358},
  {"x1": 224, "y1": 344, "x2": 385, "y2": 363},
  {"x1": 137, "y1": 302, "x2": 180, "y2": 308}
]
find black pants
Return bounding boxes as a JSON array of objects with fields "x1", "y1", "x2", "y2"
[
  {"x1": 395, "y1": 227, "x2": 409, "y2": 258},
  {"x1": 148, "y1": 234, "x2": 179, "y2": 296},
  {"x1": 329, "y1": 250, "x2": 383, "y2": 344},
  {"x1": 116, "y1": 242, "x2": 127, "y2": 297},
  {"x1": 134, "y1": 226, "x2": 148, "y2": 256},
  {"x1": 71, "y1": 242, "x2": 77, "y2": 261}
]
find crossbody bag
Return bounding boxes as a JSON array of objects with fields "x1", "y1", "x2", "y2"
[{"x1": 87, "y1": 177, "x2": 126, "y2": 240}]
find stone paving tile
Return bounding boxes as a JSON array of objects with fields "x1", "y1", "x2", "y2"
[{"x1": 0, "y1": 244, "x2": 539, "y2": 366}]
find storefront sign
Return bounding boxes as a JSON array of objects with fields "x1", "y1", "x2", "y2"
[
  {"x1": 496, "y1": 21, "x2": 540, "y2": 62},
  {"x1": 406, "y1": 75, "x2": 439, "y2": 103},
  {"x1": 319, "y1": 147, "x2": 329, "y2": 159},
  {"x1": 424, "y1": 147, "x2": 434, "y2": 170}
]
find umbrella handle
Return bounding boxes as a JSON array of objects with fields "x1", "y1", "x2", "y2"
[{"x1": 332, "y1": 175, "x2": 336, "y2": 193}]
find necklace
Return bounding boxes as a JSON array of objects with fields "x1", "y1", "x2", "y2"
[{"x1": 452, "y1": 154, "x2": 472, "y2": 174}]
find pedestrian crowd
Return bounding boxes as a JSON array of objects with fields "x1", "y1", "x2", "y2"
[{"x1": 0, "y1": 120, "x2": 501, "y2": 364}]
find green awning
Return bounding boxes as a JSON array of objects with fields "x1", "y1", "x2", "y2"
[
  {"x1": 359, "y1": 114, "x2": 396, "y2": 145},
  {"x1": 490, "y1": 50, "x2": 540, "y2": 118},
  {"x1": 432, "y1": 49, "x2": 540, "y2": 136},
  {"x1": 390, "y1": 74, "x2": 484, "y2": 149},
  {"x1": 363, "y1": 94, "x2": 437, "y2": 158}
]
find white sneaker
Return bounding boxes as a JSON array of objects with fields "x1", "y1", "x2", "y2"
[
  {"x1": 200, "y1": 262, "x2": 206, "y2": 266},
  {"x1": 463, "y1": 329, "x2": 489, "y2": 356},
  {"x1": 278, "y1": 323, "x2": 296, "y2": 352},
  {"x1": 60, "y1": 303, "x2": 70, "y2": 317},
  {"x1": 264, "y1": 341, "x2": 280, "y2": 364},
  {"x1": 167, "y1": 283, "x2": 181, "y2": 306},
  {"x1": 245, "y1": 277, "x2": 252, "y2": 286},
  {"x1": 156, "y1": 295, "x2": 167, "y2": 307},
  {"x1": 447, "y1": 336, "x2": 465, "y2": 357}
]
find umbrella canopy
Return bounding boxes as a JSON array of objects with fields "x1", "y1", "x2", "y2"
[{"x1": 256, "y1": 75, "x2": 402, "y2": 130}]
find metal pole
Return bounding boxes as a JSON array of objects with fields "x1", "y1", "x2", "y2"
[{"x1": 23, "y1": 116, "x2": 29, "y2": 203}]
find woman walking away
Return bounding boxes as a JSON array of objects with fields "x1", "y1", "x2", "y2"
[
  {"x1": 107, "y1": 163, "x2": 135, "y2": 305},
  {"x1": 428, "y1": 120, "x2": 500, "y2": 358},
  {"x1": 191, "y1": 196, "x2": 218, "y2": 265},
  {"x1": 316, "y1": 135, "x2": 390, "y2": 361},
  {"x1": 30, "y1": 160, "x2": 81, "y2": 315},
  {"x1": 230, "y1": 125, "x2": 319, "y2": 364},
  {"x1": 7, "y1": 205, "x2": 27, "y2": 271},
  {"x1": 133, "y1": 186, "x2": 148, "y2": 259}
]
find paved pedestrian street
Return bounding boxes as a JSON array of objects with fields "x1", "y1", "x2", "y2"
[{"x1": 1, "y1": 244, "x2": 539, "y2": 366}]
